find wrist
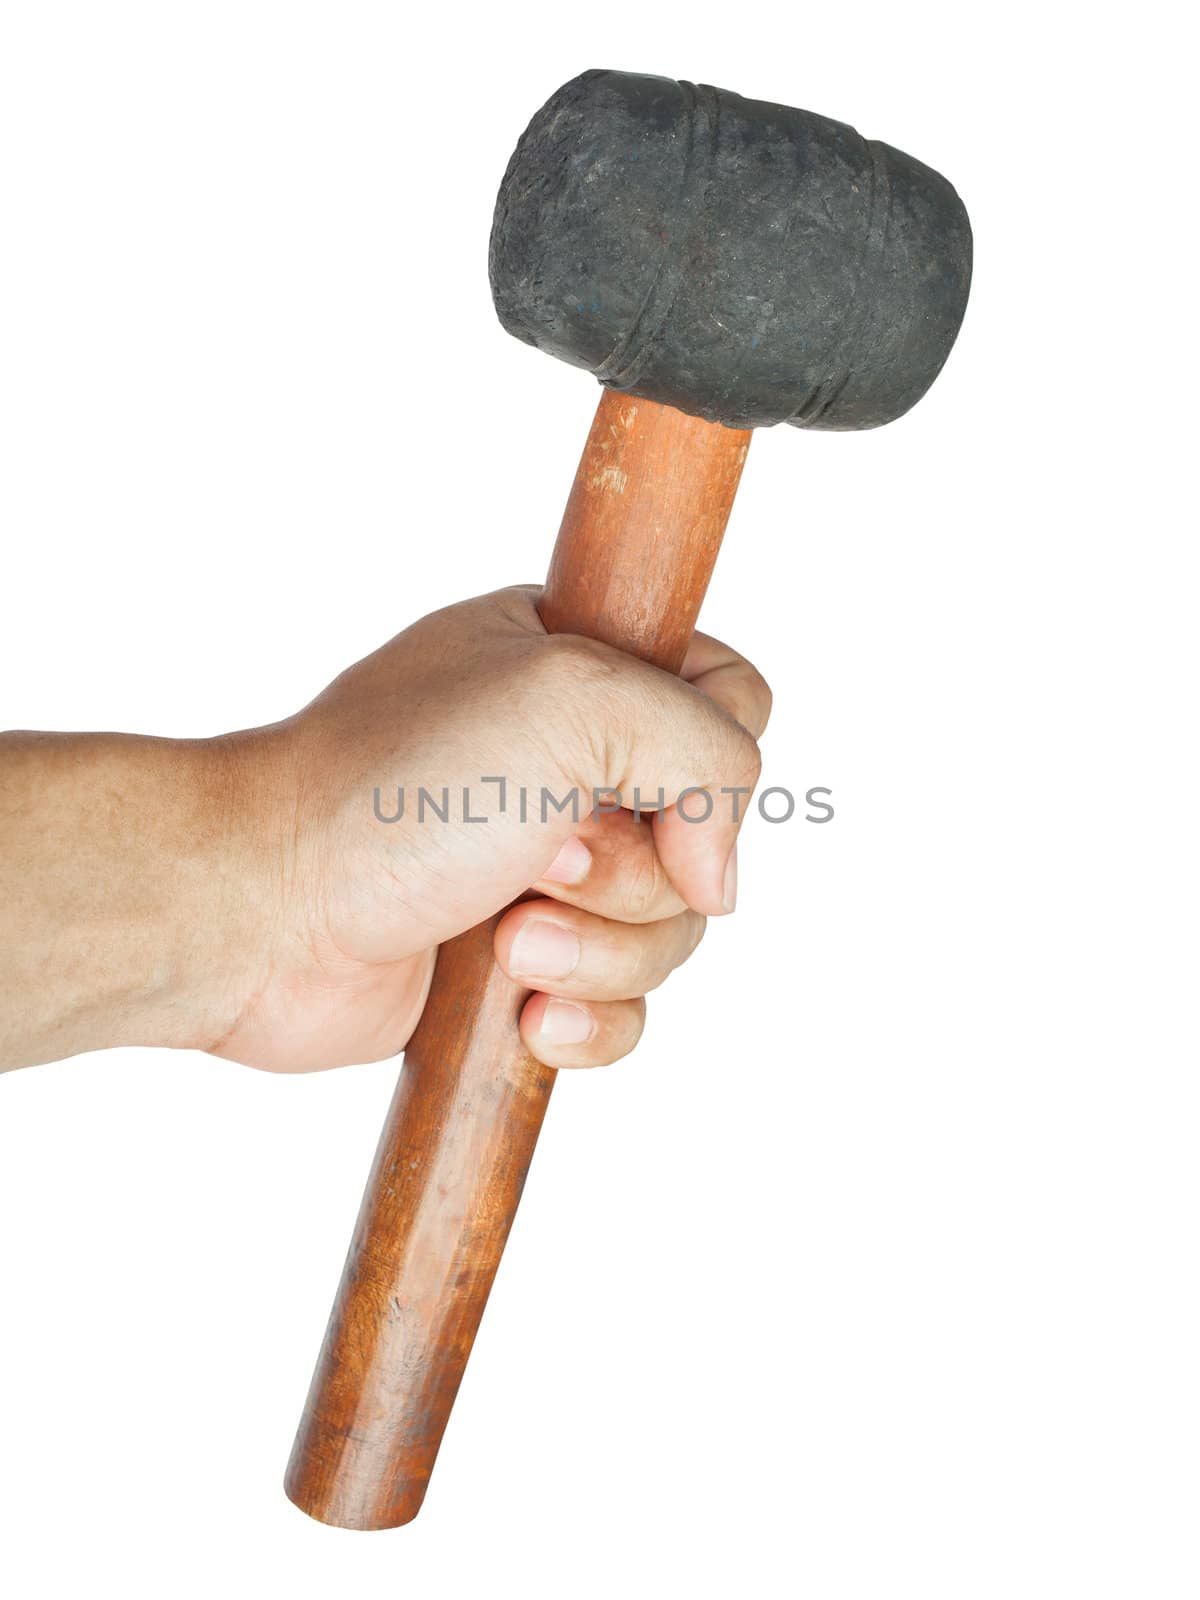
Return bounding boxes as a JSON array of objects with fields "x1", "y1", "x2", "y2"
[{"x1": 159, "y1": 726, "x2": 297, "y2": 1056}]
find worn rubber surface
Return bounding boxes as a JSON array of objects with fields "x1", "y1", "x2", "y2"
[{"x1": 490, "y1": 69, "x2": 972, "y2": 431}]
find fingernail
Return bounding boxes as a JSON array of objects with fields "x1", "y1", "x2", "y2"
[
  {"x1": 542, "y1": 836, "x2": 592, "y2": 885},
  {"x1": 722, "y1": 843, "x2": 738, "y2": 913},
  {"x1": 539, "y1": 998, "x2": 595, "y2": 1045},
  {"x1": 509, "y1": 919, "x2": 581, "y2": 979}
]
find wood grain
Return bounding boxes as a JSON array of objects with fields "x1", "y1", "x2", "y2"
[
  {"x1": 285, "y1": 390, "x2": 751, "y2": 1528},
  {"x1": 542, "y1": 392, "x2": 750, "y2": 670}
]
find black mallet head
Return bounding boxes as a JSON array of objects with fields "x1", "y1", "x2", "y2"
[{"x1": 490, "y1": 69, "x2": 972, "y2": 431}]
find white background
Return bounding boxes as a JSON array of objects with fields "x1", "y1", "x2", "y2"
[{"x1": 0, "y1": 3, "x2": 1195, "y2": 1596}]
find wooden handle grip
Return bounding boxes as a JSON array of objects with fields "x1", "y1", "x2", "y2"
[{"x1": 284, "y1": 392, "x2": 750, "y2": 1528}]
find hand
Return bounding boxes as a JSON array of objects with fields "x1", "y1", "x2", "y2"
[
  {"x1": 0, "y1": 587, "x2": 769, "y2": 1074},
  {"x1": 210, "y1": 587, "x2": 770, "y2": 1072}
]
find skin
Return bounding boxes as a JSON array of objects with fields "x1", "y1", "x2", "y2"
[{"x1": 0, "y1": 586, "x2": 770, "y2": 1075}]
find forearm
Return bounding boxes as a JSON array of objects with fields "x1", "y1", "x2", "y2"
[{"x1": 0, "y1": 730, "x2": 277, "y2": 1070}]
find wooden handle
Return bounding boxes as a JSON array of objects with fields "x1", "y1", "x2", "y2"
[{"x1": 284, "y1": 391, "x2": 751, "y2": 1528}]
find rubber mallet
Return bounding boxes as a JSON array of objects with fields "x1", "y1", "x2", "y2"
[{"x1": 286, "y1": 67, "x2": 972, "y2": 1529}]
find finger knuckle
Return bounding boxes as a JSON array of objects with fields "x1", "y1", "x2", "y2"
[
  {"x1": 623, "y1": 845, "x2": 671, "y2": 922},
  {"x1": 663, "y1": 912, "x2": 705, "y2": 978},
  {"x1": 609, "y1": 998, "x2": 647, "y2": 1062},
  {"x1": 754, "y1": 674, "x2": 774, "y2": 732},
  {"x1": 703, "y1": 702, "x2": 763, "y2": 792},
  {"x1": 741, "y1": 734, "x2": 764, "y2": 791}
]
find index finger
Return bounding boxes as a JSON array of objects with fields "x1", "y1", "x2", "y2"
[{"x1": 680, "y1": 632, "x2": 773, "y2": 739}]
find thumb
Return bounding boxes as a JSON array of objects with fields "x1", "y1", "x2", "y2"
[
  {"x1": 559, "y1": 641, "x2": 761, "y2": 916},
  {"x1": 651, "y1": 773, "x2": 754, "y2": 918}
]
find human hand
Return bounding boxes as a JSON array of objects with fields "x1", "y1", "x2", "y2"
[{"x1": 209, "y1": 586, "x2": 770, "y2": 1072}]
